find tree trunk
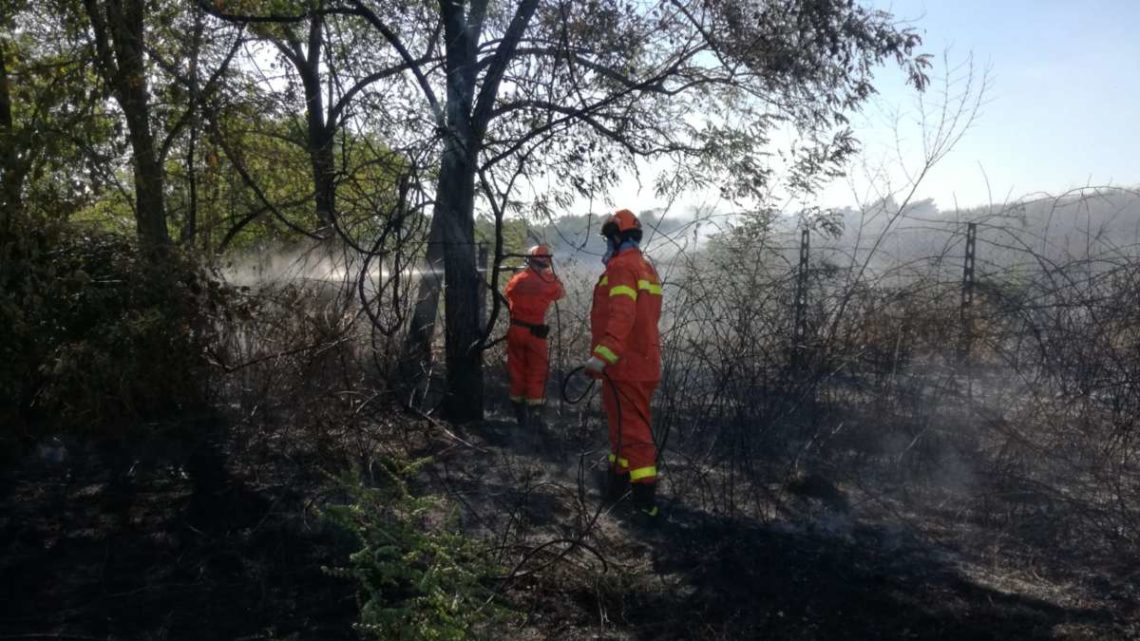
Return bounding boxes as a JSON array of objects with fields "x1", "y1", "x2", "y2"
[
  {"x1": 299, "y1": 13, "x2": 335, "y2": 233},
  {"x1": 396, "y1": 2, "x2": 485, "y2": 420},
  {"x1": 123, "y1": 103, "x2": 169, "y2": 251},
  {"x1": 396, "y1": 0, "x2": 540, "y2": 421},
  {"x1": 397, "y1": 141, "x2": 484, "y2": 422},
  {"x1": 180, "y1": 6, "x2": 205, "y2": 247},
  {"x1": 397, "y1": 221, "x2": 444, "y2": 399},
  {"x1": 309, "y1": 128, "x2": 335, "y2": 232},
  {"x1": 183, "y1": 116, "x2": 198, "y2": 246},
  {"x1": 0, "y1": 38, "x2": 24, "y2": 230},
  {"x1": 436, "y1": 141, "x2": 483, "y2": 422},
  {"x1": 113, "y1": 0, "x2": 169, "y2": 252},
  {"x1": 84, "y1": 0, "x2": 170, "y2": 253}
]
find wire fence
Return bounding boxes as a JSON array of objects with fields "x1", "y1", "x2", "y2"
[
  {"x1": 217, "y1": 185, "x2": 1140, "y2": 561},
  {"x1": 502, "y1": 188, "x2": 1140, "y2": 556}
]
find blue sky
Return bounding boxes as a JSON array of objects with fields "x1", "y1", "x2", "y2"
[
  {"x1": 594, "y1": 1, "x2": 1140, "y2": 216},
  {"x1": 819, "y1": 0, "x2": 1140, "y2": 209}
]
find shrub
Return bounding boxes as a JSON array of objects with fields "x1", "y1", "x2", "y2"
[
  {"x1": 0, "y1": 226, "x2": 228, "y2": 439},
  {"x1": 323, "y1": 460, "x2": 507, "y2": 641}
]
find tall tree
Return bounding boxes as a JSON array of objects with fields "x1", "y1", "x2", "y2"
[
  {"x1": 275, "y1": 11, "x2": 338, "y2": 233},
  {"x1": 143, "y1": 2, "x2": 247, "y2": 251},
  {"x1": 358, "y1": 0, "x2": 532, "y2": 422},
  {"x1": 365, "y1": 0, "x2": 930, "y2": 421},
  {"x1": 204, "y1": 1, "x2": 434, "y2": 241},
  {"x1": 204, "y1": 0, "x2": 930, "y2": 422},
  {"x1": 82, "y1": 0, "x2": 170, "y2": 252}
]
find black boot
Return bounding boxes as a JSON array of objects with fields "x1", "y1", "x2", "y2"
[
  {"x1": 631, "y1": 482, "x2": 660, "y2": 525},
  {"x1": 512, "y1": 401, "x2": 528, "y2": 429},
  {"x1": 604, "y1": 469, "x2": 630, "y2": 502},
  {"x1": 527, "y1": 405, "x2": 545, "y2": 430}
]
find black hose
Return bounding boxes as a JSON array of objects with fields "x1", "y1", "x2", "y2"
[
  {"x1": 560, "y1": 365, "x2": 596, "y2": 405},
  {"x1": 560, "y1": 366, "x2": 667, "y2": 474}
]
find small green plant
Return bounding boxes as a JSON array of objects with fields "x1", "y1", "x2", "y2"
[{"x1": 323, "y1": 459, "x2": 508, "y2": 641}]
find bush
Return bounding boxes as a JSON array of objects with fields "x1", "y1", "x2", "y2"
[
  {"x1": 323, "y1": 460, "x2": 507, "y2": 641},
  {"x1": 0, "y1": 226, "x2": 228, "y2": 439}
]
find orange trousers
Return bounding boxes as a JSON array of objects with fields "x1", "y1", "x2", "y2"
[
  {"x1": 507, "y1": 325, "x2": 549, "y2": 405},
  {"x1": 601, "y1": 378, "x2": 658, "y2": 484}
]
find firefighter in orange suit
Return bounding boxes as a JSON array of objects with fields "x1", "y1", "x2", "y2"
[
  {"x1": 505, "y1": 245, "x2": 565, "y2": 428},
  {"x1": 583, "y1": 209, "x2": 663, "y2": 521}
]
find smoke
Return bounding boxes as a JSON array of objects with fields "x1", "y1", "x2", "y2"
[
  {"x1": 220, "y1": 241, "x2": 352, "y2": 288},
  {"x1": 220, "y1": 240, "x2": 440, "y2": 295}
]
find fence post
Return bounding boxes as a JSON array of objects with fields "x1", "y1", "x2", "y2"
[
  {"x1": 959, "y1": 222, "x2": 977, "y2": 398},
  {"x1": 793, "y1": 227, "x2": 810, "y2": 369},
  {"x1": 959, "y1": 222, "x2": 977, "y2": 362}
]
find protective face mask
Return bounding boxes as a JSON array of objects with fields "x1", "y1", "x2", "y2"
[{"x1": 602, "y1": 237, "x2": 639, "y2": 265}]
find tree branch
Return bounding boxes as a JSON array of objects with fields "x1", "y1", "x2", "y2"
[
  {"x1": 342, "y1": 1, "x2": 445, "y2": 127},
  {"x1": 81, "y1": 0, "x2": 119, "y2": 87},
  {"x1": 470, "y1": 0, "x2": 540, "y2": 137},
  {"x1": 329, "y1": 57, "x2": 438, "y2": 125},
  {"x1": 158, "y1": 32, "x2": 245, "y2": 163},
  {"x1": 196, "y1": 0, "x2": 337, "y2": 24},
  {"x1": 202, "y1": 108, "x2": 324, "y2": 241}
]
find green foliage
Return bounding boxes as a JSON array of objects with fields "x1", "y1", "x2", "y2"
[
  {"x1": 179, "y1": 111, "x2": 315, "y2": 252},
  {"x1": 159, "y1": 104, "x2": 410, "y2": 254},
  {"x1": 323, "y1": 460, "x2": 507, "y2": 641},
  {"x1": 0, "y1": 223, "x2": 228, "y2": 437},
  {"x1": 474, "y1": 214, "x2": 528, "y2": 259},
  {"x1": 1, "y1": 1, "x2": 116, "y2": 222}
]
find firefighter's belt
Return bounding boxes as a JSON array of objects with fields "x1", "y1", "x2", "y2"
[{"x1": 511, "y1": 318, "x2": 551, "y2": 339}]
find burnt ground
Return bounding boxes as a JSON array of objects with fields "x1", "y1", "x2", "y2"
[
  {"x1": 2, "y1": 408, "x2": 1137, "y2": 641},
  {"x1": 429, "y1": 409, "x2": 1140, "y2": 641},
  {"x1": 0, "y1": 439, "x2": 357, "y2": 640}
]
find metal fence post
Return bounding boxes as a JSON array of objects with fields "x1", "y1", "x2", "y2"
[
  {"x1": 959, "y1": 222, "x2": 977, "y2": 363},
  {"x1": 794, "y1": 227, "x2": 810, "y2": 356}
]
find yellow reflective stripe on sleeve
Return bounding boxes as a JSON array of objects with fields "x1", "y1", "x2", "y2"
[
  {"x1": 525, "y1": 398, "x2": 546, "y2": 406},
  {"x1": 608, "y1": 453, "x2": 630, "y2": 468},
  {"x1": 599, "y1": 276, "x2": 608, "y2": 286},
  {"x1": 593, "y1": 345, "x2": 619, "y2": 364},
  {"x1": 629, "y1": 465, "x2": 657, "y2": 482},
  {"x1": 637, "y1": 279, "x2": 662, "y2": 295},
  {"x1": 609, "y1": 285, "x2": 638, "y2": 300}
]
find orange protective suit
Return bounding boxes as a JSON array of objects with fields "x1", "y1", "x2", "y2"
[
  {"x1": 505, "y1": 265, "x2": 564, "y2": 405},
  {"x1": 590, "y1": 245, "x2": 663, "y2": 484}
]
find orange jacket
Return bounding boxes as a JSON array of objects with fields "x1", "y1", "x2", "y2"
[
  {"x1": 590, "y1": 247, "x2": 662, "y2": 381},
  {"x1": 505, "y1": 266, "x2": 564, "y2": 325}
]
